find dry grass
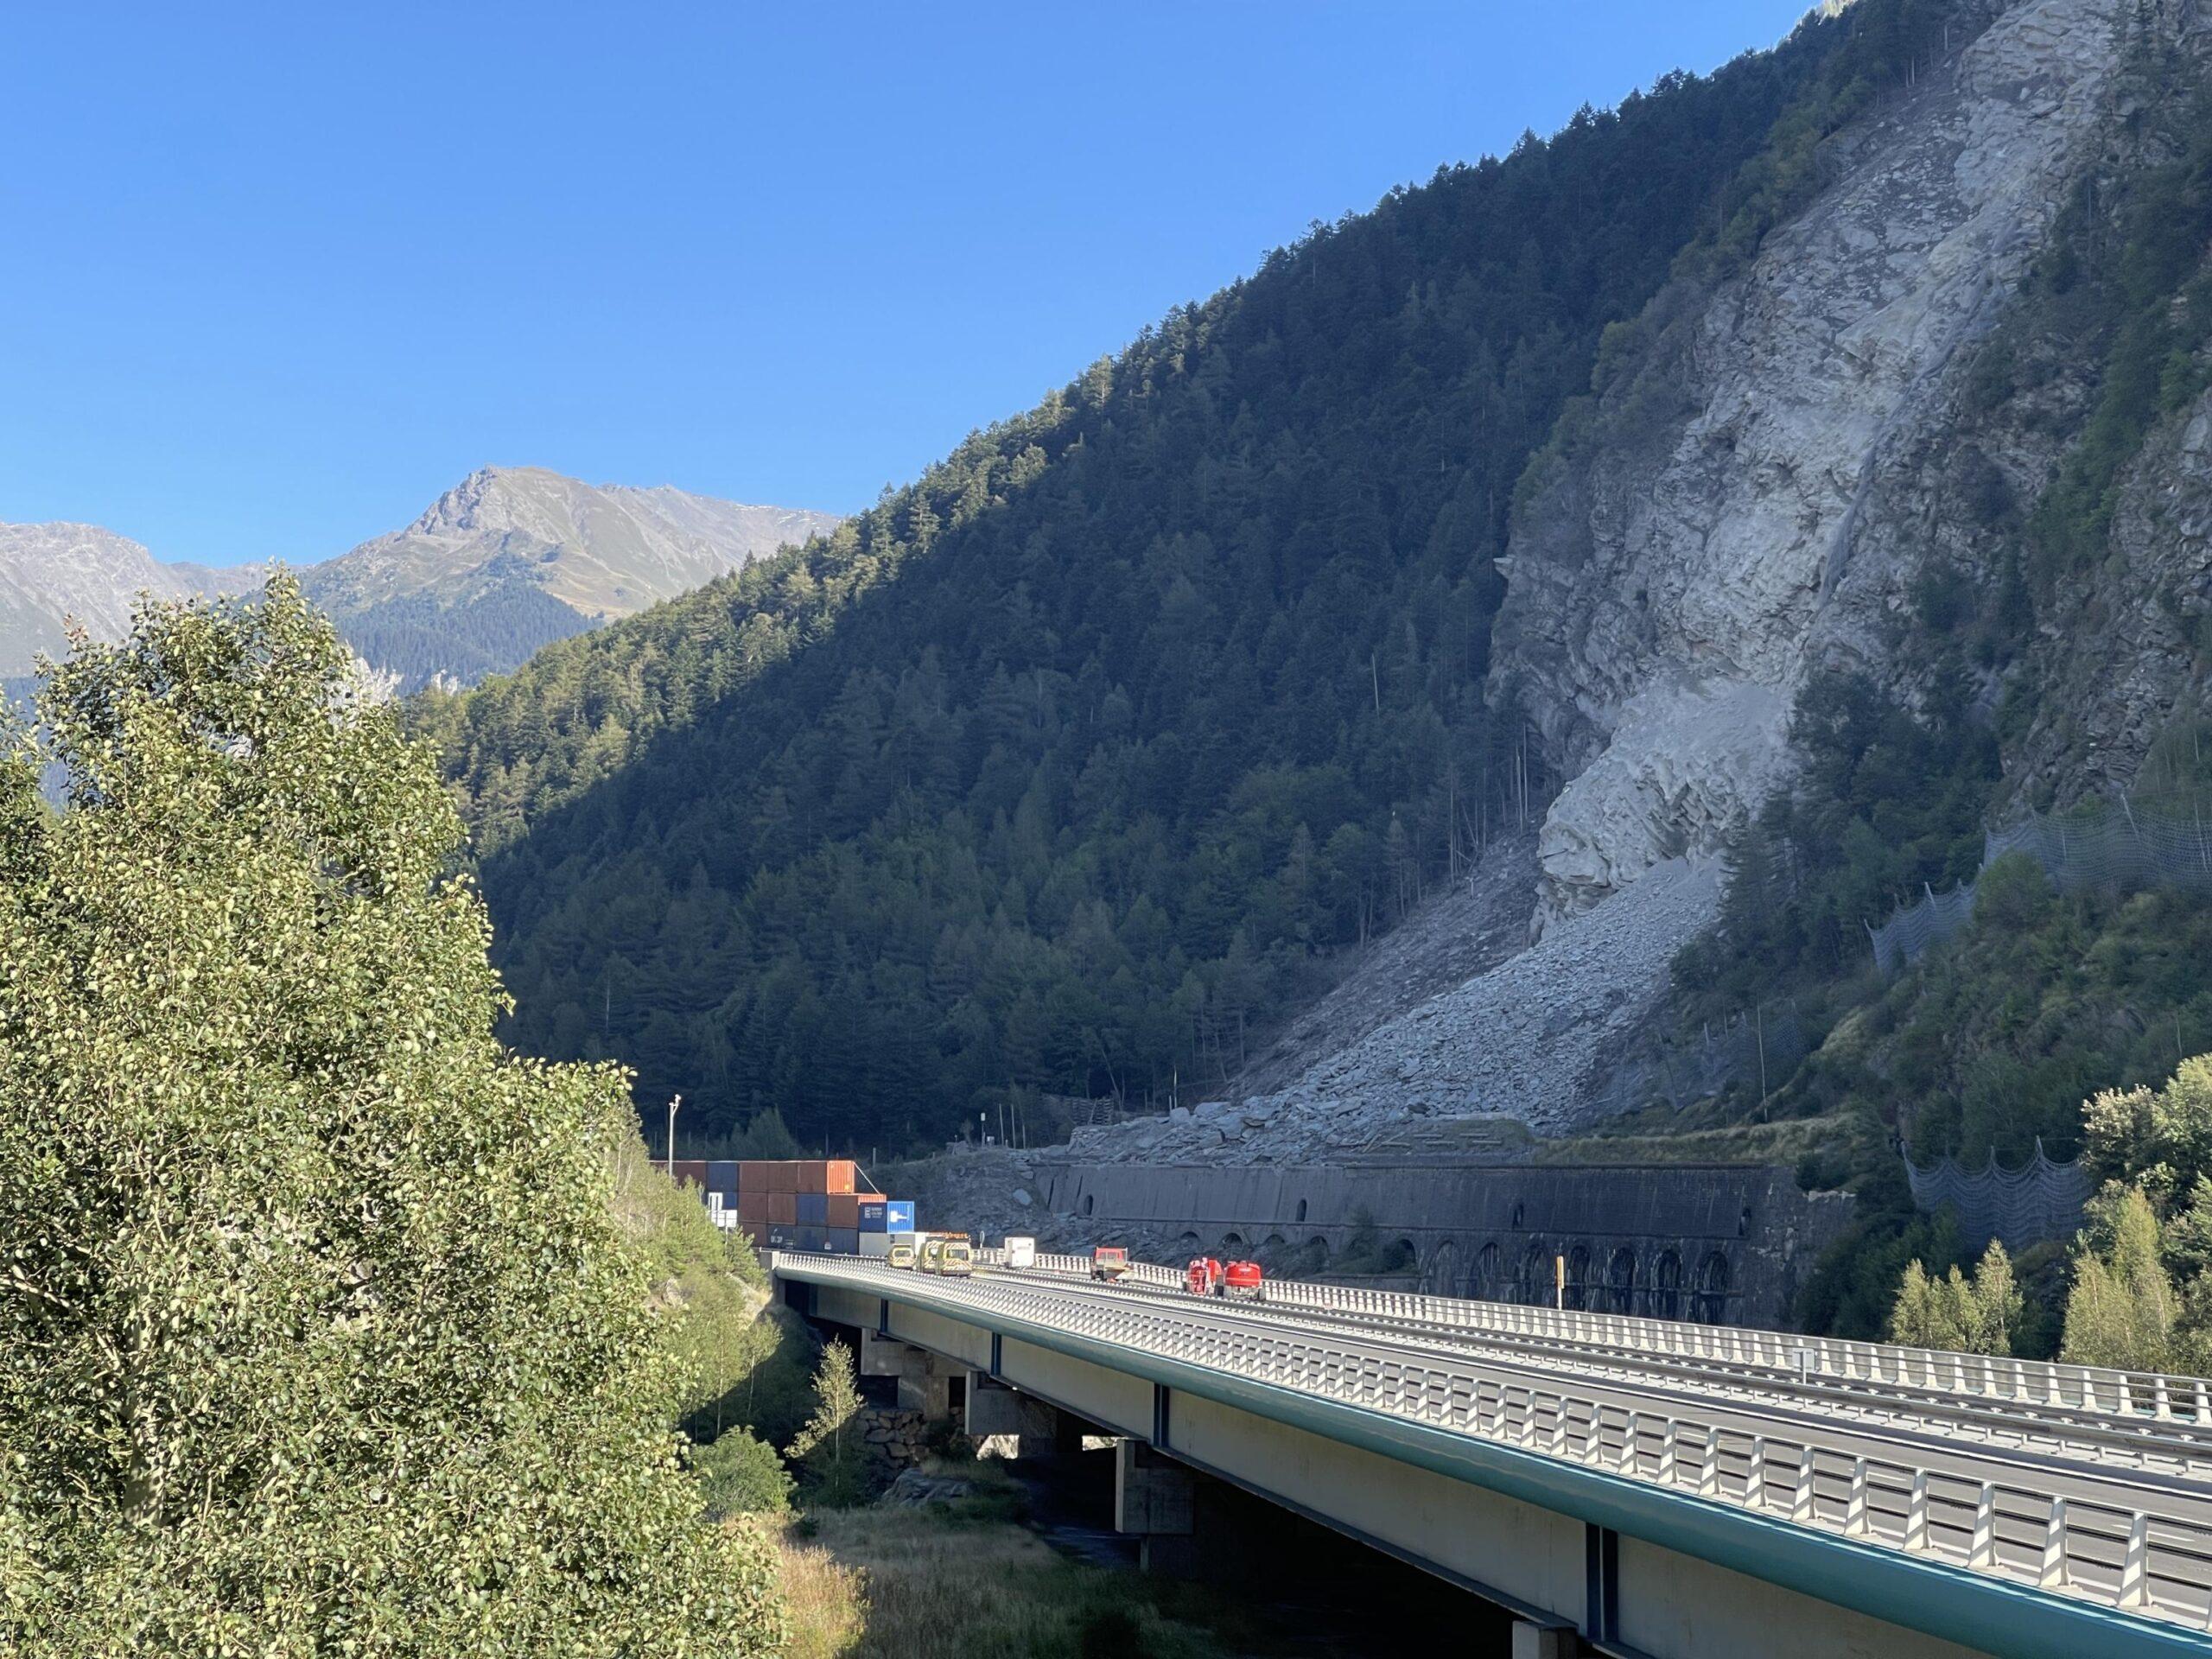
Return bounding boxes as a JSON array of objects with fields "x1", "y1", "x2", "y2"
[{"x1": 771, "y1": 1465, "x2": 1262, "y2": 1659}]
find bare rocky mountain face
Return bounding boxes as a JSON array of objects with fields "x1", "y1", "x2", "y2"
[
  {"x1": 0, "y1": 522, "x2": 245, "y2": 681},
  {"x1": 0, "y1": 468, "x2": 841, "y2": 694},
  {"x1": 1077, "y1": 0, "x2": 2209, "y2": 1167}
]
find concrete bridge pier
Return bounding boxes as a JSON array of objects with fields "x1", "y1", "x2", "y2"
[
  {"x1": 1510, "y1": 1618, "x2": 1577, "y2": 1659},
  {"x1": 964, "y1": 1370, "x2": 1064, "y2": 1459},
  {"x1": 1114, "y1": 1437, "x2": 1198, "y2": 1574}
]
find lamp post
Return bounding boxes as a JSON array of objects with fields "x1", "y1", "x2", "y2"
[{"x1": 666, "y1": 1094, "x2": 682, "y2": 1177}]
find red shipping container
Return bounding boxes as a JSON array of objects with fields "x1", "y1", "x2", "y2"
[
  {"x1": 825, "y1": 1160, "x2": 857, "y2": 1195},
  {"x1": 736, "y1": 1190, "x2": 768, "y2": 1224},
  {"x1": 741, "y1": 1222, "x2": 768, "y2": 1246},
  {"x1": 767, "y1": 1192, "x2": 798, "y2": 1225},
  {"x1": 738, "y1": 1160, "x2": 773, "y2": 1193},
  {"x1": 827, "y1": 1192, "x2": 860, "y2": 1230},
  {"x1": 797, "y1": 1160, "x2": 827, "y2": 1193},
  {"x1": 768, "y1": 1161, "x2": 798, "y2": 1195},
  {"x1": 671, "y1": 1160, "x2": 709, "y2": 1192}
]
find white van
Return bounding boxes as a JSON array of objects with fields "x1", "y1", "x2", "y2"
[{"x1": 1003, "y1": 1236, "x2": 1037, "y2": 1270}]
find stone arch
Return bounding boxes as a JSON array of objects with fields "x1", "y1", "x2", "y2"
[
  {"x1": 1649, "y1": 1249, "x2": 1683, "y2": 1320},
  {"x1": 1516, "y1": 1240, "x2": 1549, "y2": 1306},
  {"x1": 1473, "y1": 1242, "x2": 1503, "y2": 1302},
  {"x1": 1304, "y1": 1235, "x2": 1331, "y2": 1268},
  {"x1": 1423, "y1": 1237, "x2": 1459, "y2": 1297},
  {"x1": 1262, "y1": 1232, "x2": 1287, "y2": 1250},
  {"x1": 1605, "y1": 1248, "x2": 1637, "y2": 1315},
  {"x1": 1220, "y1": 1231, "x2": 1246, "y2": 1252},
  {"x1": 1693, "y1": 1250, "x2": 1731, "y2": 1325},
  {"x1": 1385, "y1": 1237, "x2": 1418, "y2": 1274},
  {"x1": 1563, "y1": 1243, "x2": 1591, "y2": 1311},
  {"x1": 1176, "y1": 1230, "x2": 1201, "y2": 1252}
]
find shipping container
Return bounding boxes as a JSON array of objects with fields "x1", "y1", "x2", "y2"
[
  {"x1": 741, "y1": 1221, "x2": 769, "y2": 1247},
  {"x1": 670, "y1": 1159, "x2": 709, "y2": 1191},
  {"x1": 858, "y1": 1232, "x2": 893, "y2": 1258},
  {"x1": 796, "y1": 1224, "x2": 829, "y2": 1252},
  {"x1": 707, "y1": 1160, "x2": 739, "y2": 1194},
  {"x1": 768, "y1": 1161, "x2": 798, "y2": 1195},
  {"x1": 827, "y1": 1192, "x2": 860, "y2": 1230},
  {"x1": 795, "y1": 1192, "x2": 829, "y2": 1225},
  {"x1": 796, "y1": 1160, "x2": 826, "y2": 1194},
  {"x1": 824, "y1": 1227, "x2": 861, "y2": 1255},
  {"x1": 884, "y1": 1200, "x2": 916, "y2": 1232},
  {"x1": 766, "y1": 1224, "x2": 796, "y2": 1249},
  {"x1": 736, "y1": 1189, "x2": 768, "y2": 1224},
  {"x1": 857, "y1": 1199, "x2": 888, "y2": 1232},
  {"x1": 767, "y1": 1192, "x2": 798, "y2": 1226},
  {"x1": 825, "y1": 1160, "x2": 857, "y2": 1195},
  {"x1": 737, "y1": 1160, "x2": 772, "y2": 1193}
]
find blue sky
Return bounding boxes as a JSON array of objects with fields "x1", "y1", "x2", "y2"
[{"x1": 1, "y1": 2, "x2": 1811, "y2": 567}]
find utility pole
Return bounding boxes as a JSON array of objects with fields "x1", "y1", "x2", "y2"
[{"x1": 665, "y1": 1094, "x2": 682, "y2": 1176}]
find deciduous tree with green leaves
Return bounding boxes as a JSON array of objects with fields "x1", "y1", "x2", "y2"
[{"x1": 0, "y1": 580, "x2": 782, "y2": 1656}]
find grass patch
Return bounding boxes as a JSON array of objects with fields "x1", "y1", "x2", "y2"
[{"x1": 774, "y1": 1464, "x2": 1330, "y2": 1659}]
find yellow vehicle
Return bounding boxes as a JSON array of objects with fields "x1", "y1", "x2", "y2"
[
  {"x1": 887, "y1": 1237, "x2": 918, "y2": 1269},
  {"x1": 918, "y1": 1231, "x2": 974, "y2": 1276}
]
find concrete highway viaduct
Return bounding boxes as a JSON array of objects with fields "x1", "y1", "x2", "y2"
[{"x1": 777, "y1": 1249, "x2": 2212, "y2": 1659}]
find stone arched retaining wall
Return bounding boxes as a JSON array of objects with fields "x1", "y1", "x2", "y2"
[{"x1": 1034, "y1": 1160, "x2": 1852, "y2": 1328}]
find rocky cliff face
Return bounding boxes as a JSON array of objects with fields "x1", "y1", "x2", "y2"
[
  {"x1": 1495, "y1": 0, "x2": 2160, "y2": 922},
  {"x1": 1076, "y1": 0, "x2": 2212, "y2": 1160}
]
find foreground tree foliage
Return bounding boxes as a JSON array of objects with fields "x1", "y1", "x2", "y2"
[
  {"x1": 0, "y1": 581, "x2": 782, "y2": 1656},
  {"x1": 1887, "y1": 1241, "x2": 2022, "y2": 1357}
]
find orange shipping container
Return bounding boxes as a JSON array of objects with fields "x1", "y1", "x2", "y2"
[
  {"x1": 826, "y1": 1192, "x2": 860, "y2": 1230},
  {"x1": 767, "y1": 1192, "x2": 798, "y2": 1226},
  {"x1": 768, "y1": 1161, "x2": 798, "y2": 1194},
  {"x1": 825, "y1": 1160, "x2": 857, "y2": 1195}
]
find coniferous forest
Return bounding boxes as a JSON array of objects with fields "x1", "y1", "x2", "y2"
[{"x1": 421, "y1": 3, "x2": 1974, "y2": 1152}]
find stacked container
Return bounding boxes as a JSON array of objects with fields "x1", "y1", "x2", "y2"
[{"x1": 677, "y1": 1156, "x2": 889, "y2": 1252}]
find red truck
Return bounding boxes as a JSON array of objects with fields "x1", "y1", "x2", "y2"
[
  {"x1": 1185, "y1": 1256, "x2": 1224, "y2": 1296},
  {"x1": 1090, "y1": 1245, "x2": 1129, "y2": 1282},
  {"x1": 1222, "y1": 1260, "x2": 1264, "y2": 1301}
]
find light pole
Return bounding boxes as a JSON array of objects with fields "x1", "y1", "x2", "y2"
[{"x1": 666, "y1": 1093, "x2": 682, "y2": 1177}]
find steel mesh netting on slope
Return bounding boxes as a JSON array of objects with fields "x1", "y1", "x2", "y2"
[
  {"x1": 1904, "y1": 1141, "x2": 2096, "y2": 1253},
  {"x1": 1866, "y1": 797, "x2": 2212, "y2": 976},
  {"x1": 1587, "y1": 1000, "x2": 1807, "y2": 1116}
]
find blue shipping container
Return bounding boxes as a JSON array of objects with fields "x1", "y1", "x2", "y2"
[
  {"x1": 884, "y1": 1200, "x2": 916, "y2": 1231},
  {"x1": 825, "y1": 1227, "x2": 861, "y2": 1255},
  {"x1": 857, "y1": 1199, "x2": 888, "y2": 1232},
  {"x1": 796, "y1": 1224, "x2": 828, "y2": 1252},
  {"x1": 796, "y1": 1192, "x2": 829, "y2": 1225},
  {"x1": 707, "y1": 1160, "x2": 739, "y2": 1194}
]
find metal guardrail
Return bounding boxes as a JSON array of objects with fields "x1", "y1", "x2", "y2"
[{"x1": 782, "y1": 1250, "x2": 2212, "y2": 1631}]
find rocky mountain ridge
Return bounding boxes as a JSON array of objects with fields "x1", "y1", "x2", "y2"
[{"x1": 0, "y1": 468, "x2": 839, "y2": 690}]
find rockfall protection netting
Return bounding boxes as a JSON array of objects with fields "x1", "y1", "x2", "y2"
[
  {"x1": 1866, "y1": 797, "x2": 2212, "y2": 974},
  {"x1": 1904, "y1": 1141, "x2": 2094, "y2": 1251},
  {"x1": 1588, "y1": 1000, "x2": 1806, "y2": 1116}
]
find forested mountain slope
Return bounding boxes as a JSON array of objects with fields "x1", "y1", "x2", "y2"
[{"x1": 423, "y1": 1, "x2": 1974, "y2": 1151}]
